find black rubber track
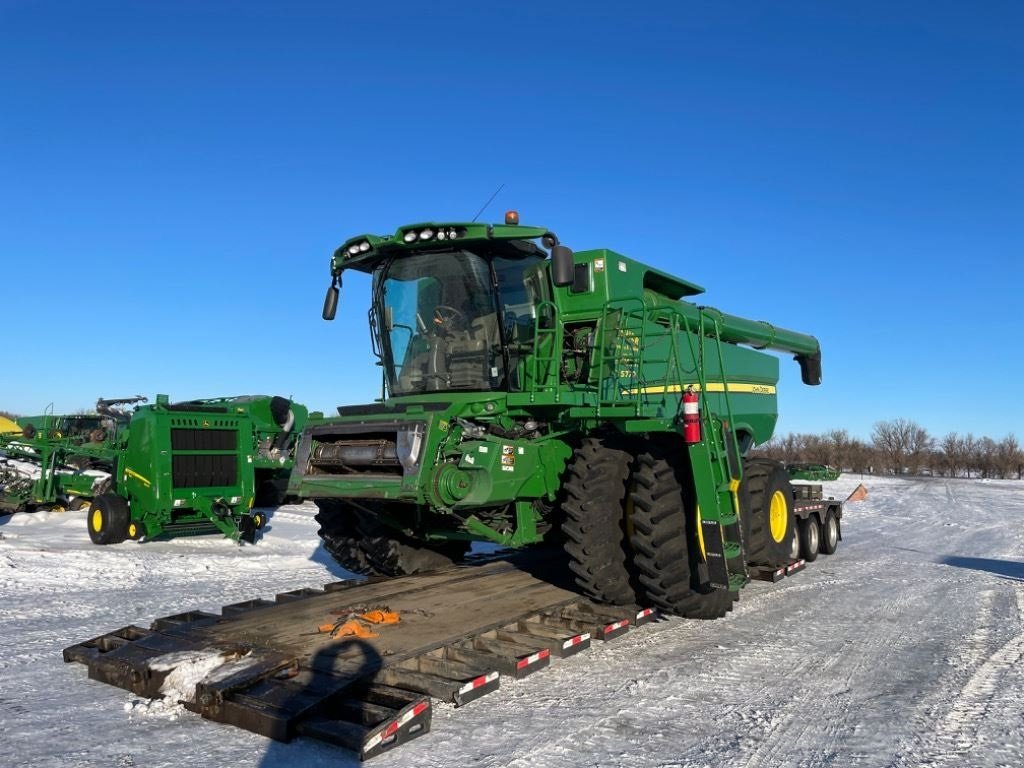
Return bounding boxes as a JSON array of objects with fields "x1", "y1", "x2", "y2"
[
  {"x1": 629, "y1": 440, "x2": 734, "y2": 620},
  {"x1": 559, "y1": 436, "x2": 637, "y2": 605},
  {"x1": 315, "y1": 500, "x2": 470, "y2": 577},
  {"x1": 740, "y1": 459, "x2": 796, "y2": 568},
  {"x1": 314, "y1": 500, "x2": 374, "y2": 575}
]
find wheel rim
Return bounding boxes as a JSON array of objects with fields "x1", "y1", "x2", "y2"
[
  {"x1": 826, "y1": 517, "x2": 838, "y2": 547},
  {"x1": 769, "y1": 491, "x2": 788, "y2": 543},
  {"x1": 695, "y1": 505, "x2": 706, "y2": 559},
  {"x1": 91, "y1": 509, "x2": 103, "y2": 532},
  {"x1": 808, "y1": 521, "x2": 819, "y2": 552},
  {"x1": 127, "y1": 522, "x2": 137, "y2": 539}
]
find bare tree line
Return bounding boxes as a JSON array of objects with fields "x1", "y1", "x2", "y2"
[{"x1": 753, "y1": 418, "x2": 1024, "y2": 480}]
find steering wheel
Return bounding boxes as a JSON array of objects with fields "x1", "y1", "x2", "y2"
[{"x1": 432, "y1": 304, "x2": 467, "y2": 333}]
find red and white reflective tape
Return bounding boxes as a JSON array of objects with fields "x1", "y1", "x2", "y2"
[
  {"x1": 603, "y1": 619, "x2": 630, "y2": 635},
  {"x1": 562, "y1": 632, "x2": 590, "y2": 650},
  {"x1": 458, "y1": 671, "x2": 499, "y2": 696},
  {"x1": 636, "y1": 608, "x2": 656, "y2": 621},
  {"x1": 515, "y1": 648, "x2": 551, "y2": 670},
  {"x1": 786, "y1": 559, "x2": 805, "y2": 574},
  {"x1": 364, "y1": 701, "x2": 430, "y2": 751}
]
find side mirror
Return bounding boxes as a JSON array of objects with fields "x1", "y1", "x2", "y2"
[
  {"x1": 550, "y1": 245, "x2": 574, "y2": 287},
  {"x1": 322, "y1": 281, "x2": 339, "y2": 320}
]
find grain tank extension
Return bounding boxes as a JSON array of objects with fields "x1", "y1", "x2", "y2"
[{"x1": 291, "y1": 214, "x2": 822, "y2": 618}]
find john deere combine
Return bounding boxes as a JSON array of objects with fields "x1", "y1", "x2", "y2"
[
  {"x1": 1, "y1": 394, "x2": 307, "y2": 543},
  {"x1": 290, "y1": 212, "x2": 823, "y2": 618}
]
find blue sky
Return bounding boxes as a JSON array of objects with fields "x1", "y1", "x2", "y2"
[{"x1": 1, "y1": 1, "x2": 1021, "y2": 441}]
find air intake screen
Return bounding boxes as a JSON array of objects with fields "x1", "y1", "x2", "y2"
[
  {"x1": 171, "y1": 428, "x2": 237, "y2": 451},
  {"x1": 172, "y1": 454, "x2": 238, "y2": 488}
]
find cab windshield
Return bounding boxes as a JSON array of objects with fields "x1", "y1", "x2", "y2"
[{"x1": 373, "y1": 250, "x2": 544, "y2": 395}]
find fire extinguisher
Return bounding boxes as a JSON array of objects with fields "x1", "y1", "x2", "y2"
[{"x1": 683, "y1": 386, "x2": 701, "y2": 443}]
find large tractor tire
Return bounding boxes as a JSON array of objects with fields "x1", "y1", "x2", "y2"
[
  {"x1": 314, "y1": 500, "x2": 469, "y2": 577},
  {"x1": 559, "y1": 436, "x2": 637, "y2": 605},
  {"x1": 87, "y1": 493, "x2": 130, "y2": 545},
  {"x1": 741, "y1": 459, "x2": 796, "y2": 568},
  {"x1": 629, "y1": 440, "x2": 734, "y2": 620}
]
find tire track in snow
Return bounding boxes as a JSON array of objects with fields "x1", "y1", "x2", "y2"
[
  {"x1": 733, "y1": 587, "x2": 920, "y2": 768},
  {"x1": 901, "y1": 585, "x2": 1024, "y2": 767}
]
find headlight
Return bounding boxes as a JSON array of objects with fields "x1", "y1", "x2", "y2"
[
  {"x1": 403, "y1": 231, "x2": 417, "y2": 243},
  {"x1": 418, "y1": 228, "x2": 434, "y2": 240}
]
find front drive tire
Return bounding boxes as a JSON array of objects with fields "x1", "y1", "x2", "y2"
[
  {"x1": 87, "y1": 493, "x2": 130, "y2": 545},
  {"x1": 559, "y1": 436, "x2": 637, "y2": 606}
]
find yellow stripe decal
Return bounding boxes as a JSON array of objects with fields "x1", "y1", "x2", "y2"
[
  {"x1": 624, "y1": 382, "x2": 777, "y2": 395},
  {"x1": 125, "y1": 468, "x2": 151, "y2": 487}
]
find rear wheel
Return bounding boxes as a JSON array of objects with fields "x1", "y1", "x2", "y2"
[
  {"x1": 819, "y1": 511, "x2": 840, "y2": 555},
  {"x1": 797, "y1": 516, "x2": 820, "y2": 562},
  {"x1": 559, "y1": 436, "x2": 637, "y2": 605},
  {"x1": 630, "y1": 439, "x2": 734, "y2": 620},
  {"x1": 741, "y1": 460, "x2": 796, "y2": 568},
  {"x1": 87, "y1": 493, "x2": 130, "y2": 545}
]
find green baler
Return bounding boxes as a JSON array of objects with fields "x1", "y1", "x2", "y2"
[
  {"x1": 0, "y1": 394, "x2": 307, "y2": 543},
  {"x1": 86, "y1": 394, "x2": 308, "y2": 544},
  {"x1": 291, "y1": 214, "x2": 822, "y2": 618}
]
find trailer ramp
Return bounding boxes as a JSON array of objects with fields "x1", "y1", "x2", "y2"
[{"x1": 64, "y1": 556, "x2": 659, "y2": 761}]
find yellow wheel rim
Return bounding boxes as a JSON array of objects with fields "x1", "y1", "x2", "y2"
[
  {"x1": 769, "y1": 490, "x2": 789, "y2": 543},
  {"x1": 695, "y1": 505, "x2": 707, "y2": 559},
  {"x1": 91, "y1": 509, "x2": 103, "y2": 532},
  {"x1": 127, "y1": 522, "x2": 137, "y2": 539}
]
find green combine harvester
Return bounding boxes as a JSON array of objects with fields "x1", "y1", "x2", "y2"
[
  {"x1": 0, "y1": 394, "x2": 307, "y2": 544},
  {"x1": 290, "y1": 212, "x2": 825, "y2": 619}
]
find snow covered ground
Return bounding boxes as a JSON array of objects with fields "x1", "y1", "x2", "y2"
[{"x1": 2, "y1": 475, "x2": 1022, "y2": 767}]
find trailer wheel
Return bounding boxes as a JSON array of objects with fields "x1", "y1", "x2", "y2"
[
  {"x1": 559, "y1": 436, "x2": 637, "y2": 606},
  {"x1": 741, "y1": 460, "x2": 796, "y2": 568},
  {"x1": 797, "y1": 516, "x2": 820, "y2": 562},
  {"x1": 629, "y1": 440, "x2": 734, "y2": 620},
  {"x1": 819, "y1": 511, "x2": 839, "y2": 555},
  {"x1": 87, "y1": 494, "x2": 129, "y2": 545}
]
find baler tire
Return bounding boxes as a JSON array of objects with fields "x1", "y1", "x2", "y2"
[
  {"x1": 314, "y1": 500, "x2": 375, "y2": 576},
  {"x1": 798, "y1": 516, "x2": 820, "y2": 562},
  {"x1": 741, "y1": 459, "x2": 796, "y2": 568},
  {"x1": 820, "y1": 511, "x2": 839, "y2": 555},
  {"x1": 629, "y1": 441, "x2": 734, "y2": 620},
  {"x1": 87, "y1": 493, "x2": 130, "y2": 545},
  {"x1": 559, "y1": 436, "x2": 637, "y2": 606}
]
